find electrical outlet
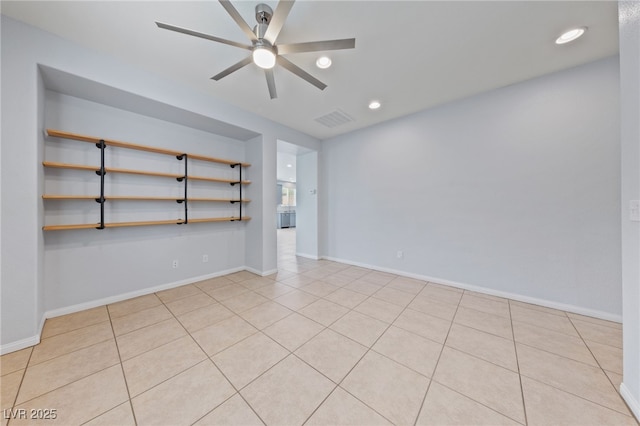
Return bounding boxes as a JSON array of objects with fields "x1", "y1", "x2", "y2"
[
  {"x1": 172, "y1": 259, "x2": 179, "y2": 269},
  {"x1": 396, "y1": 250, "x2": 403, "y2": 259},
  {"x1": 202, "y1": 254, "x2": 209, "y2": 263}
]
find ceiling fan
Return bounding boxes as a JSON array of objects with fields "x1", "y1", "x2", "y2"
[{"x1": 156, "y1": 0, "x2": 356, "y2": 99}]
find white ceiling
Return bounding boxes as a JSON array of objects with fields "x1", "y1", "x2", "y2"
[
  {"x1": 277, "y1": 151, "x2": 297, "y2": 182},
  {"x1": 2, "y1": 1, "x2": 619, "y2": 140}
]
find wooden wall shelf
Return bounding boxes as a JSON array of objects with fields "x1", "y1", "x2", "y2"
[
  {"x1": 46, "y1": 129, "x2": 251, "y2": 167},
  {"x1": 43, "y1": 129, "x2": 252, "y2": 230},
  {"x1": 42, "y1": 195, "x2": 251, "y2": 203},
  {"x1": 42, "y1": 161, "x2": 252, "y2": 185},
  {"x1": 42, "y1": 217, "x2": 251, "y2": 231}
]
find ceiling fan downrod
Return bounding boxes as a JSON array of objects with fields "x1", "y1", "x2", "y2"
[{"x1": 254, "y1": 4, "x2": 272, "y2": 39}]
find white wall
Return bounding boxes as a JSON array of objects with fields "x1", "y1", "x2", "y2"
[
  {"x1": 42, "y1": 92, "x2": 247, "y2": 311},
  {"x1": 276, "y1": 152, "x2": 296, "y2": 182},
  {"x1": 296, "y1": 151, "x2": 319, "y2": 259},
  {"x1": 619, "y1": 1, "x2": 640, "y2": 420},
  {"x1": 245, "y1": 134, "x2": 278, "y2": 276},
  {"x1": 322, "y1": 56, "x2": 621, "y2": 319},
  {"x1": 0, "y1": 16, "x2": 318, "y2": 353},
  {"x1": 1, "y1": 17, "x2": 44, "y2": 349}
]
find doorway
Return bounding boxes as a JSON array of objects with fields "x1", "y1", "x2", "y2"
[{"x1": 276, "y1": 140, "x2": 318, "y2": 267}]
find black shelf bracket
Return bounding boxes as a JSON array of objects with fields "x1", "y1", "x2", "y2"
[
  {"x1": 95, "y1": 139, "x2": 106, "y2": 229},
  {"x1": 181, "y1": 154, "x2": 188, "y2": 224},
  {"x1": 175, "y1": 153, "x2": 188, "y2": 222},
  {"x1": 231, "y1": 163, "x2": 243, "y2": 221}
]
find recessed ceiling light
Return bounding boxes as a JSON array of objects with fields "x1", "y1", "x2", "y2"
[
  {"x1": 286, "y1": 164, "x2": 292, "y2": 168},
  {"x1": 368, "y1": 101, "x2": 381, "y2": 110},
  {"x1": 316, "y1": 56, "x2": 332, "y2": 69},
  {"x1": 555, "y1": 27, "x2": 587, "y2": 45}
]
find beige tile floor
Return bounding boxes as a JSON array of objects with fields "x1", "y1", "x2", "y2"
[{"x1": 1, "y1": 229, "x2": 638, "y2": 425}]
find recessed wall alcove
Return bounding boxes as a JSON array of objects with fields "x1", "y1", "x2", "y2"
[{"x1": 38, "y1": 65, "x2": 262, "y2": 318}]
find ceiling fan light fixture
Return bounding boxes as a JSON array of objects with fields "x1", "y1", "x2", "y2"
[
  {"x1": 316, "y1": 56, "x2": 332, "y2": 69},
  {"x1": 555, "y1": 27, "x2": 586, "y2": 44},
  {"x1": 253, "y1": 46, "x2": 276, "y2": 69},
  {"x1": 157, "y1": 0, "x2": 356, "y2": 99}
]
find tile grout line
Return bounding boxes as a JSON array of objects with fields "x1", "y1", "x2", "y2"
[
  {"x1": 296, "y1": 306, "x2": 400, "y2": 425},
  {"x1": 16, "y1": 308, "x2": 140, "y2": 425},
  {"x1": 216, "y1": 300, "x2": 339, "y2": 422},
  {"x1": 261, "y1": 272, "x2": 415, "y2": 425},
  {"x1": 446, "y1": 294, "x2": 543, "y2": 424},
  {"x1": 511, "y1": 295, "x2": 636, "y2": 420},
  {"x1": 412, "y1": 284, "x2": 464, "y2": 426},
  {"x1": 116, "y1": 290, "x2": 239, "y2": 422},
  {"x1": 511, "y1": 304, "x2": 595, "y2": 337},
  {"x1": 282, "y1": 250, "x2": 524, "y2": 421},
  {"x1": 508, "y1": 298, "x2": 529, "y2": 426},
  {"x1": 514, "y1": 340, "x2": 612, "y2": 370},
  {"x1": 157, "y1": 288, "x2": 269, "y2": 426},
  {"x1": 105, "y1": 304, "x2": 139, "y2": 426},
  {"x1": 35, "y1": 316, "x2": 112, "y2": 341},
  {"x1": 317, "y1": 279, "x2": 428, "y2": 426},
  {"x1": 299, "y1": 386, "x2": 342, "y2": 426},
  {"x1": 4, "y1": 347, "x2": 35, "y2": 426},
  {"x1": 428, "y1": 295, "x2": 527, "y2": 425},
  {"x1": 23, "y1": 326, "x2": 115, "y2": 367},
  {"x1": 7, "y1": 340, "x2": 121, "y2": 413},
  {"x1": 566, "y1": 314, "x2": 636, "y2": 418},
  {"x1": 7, "y1": 238, "x2": 629, "y2": 426},
  {"x1": 521, "y1": 374, "x2": 640, "y2": 421}
]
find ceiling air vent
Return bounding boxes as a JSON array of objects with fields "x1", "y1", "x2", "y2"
[{"x1": 314, "y1": 109, "x2": 354, "y2": 128}]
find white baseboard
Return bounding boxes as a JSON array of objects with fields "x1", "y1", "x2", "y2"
[
  {"x1": 3, "y1": 266, "x2": 260, "y2": 354},
  {"x1": 43, "y1": 266, "x2": 245, "y2": 320},
  {"x1": 3, "y1": 266, "x2": 264, "y2": 354},
  {"x1": 0, "y1": 335, "x2": 41, "y2": 356},
  {"x1": 0, "y1": 313, "x2": 47, "y2": 355},
  {"x1": 322, "y1": 255, "x2": 622, "y2": 323},
  {"x1": 621, "y1": 383, "x2": 640, "y2": 421},
  {"x1": 1, "y1": 256, "x2": 624, "y2": 354},
  {"x1": 296, "y1": 252, "x2": 320, "y2": 260},
  {"x1": 245, "y1": 266, "x2": 278, "y2": 277}
]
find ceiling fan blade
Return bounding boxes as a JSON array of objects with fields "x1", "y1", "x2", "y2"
[
  {"x1": 263, "y1": 0, "x2": 295, "y2": 44},
  {"x1": 211, "y1": 56, "x2": 253, "y2": 81},
  {"x1": 265, "y1": 69, "x2": 277, "y2": 99},
  {"x1": 277, "y1": 38, "x2": 356, "y2": 55},
  {"x1": 156, "y1": 22, "x2": 251, "y2": 50},
  {"x1": 218, "y1": 0, "x2": 258, "y2": 42},
  {"x1": 277, "y1": 56, "x2": 327, "y2": 91}
]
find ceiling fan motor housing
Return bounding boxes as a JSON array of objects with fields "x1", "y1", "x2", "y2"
[{"x1": 255, "y1": 4, "x2": 273, "y2": 25}]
